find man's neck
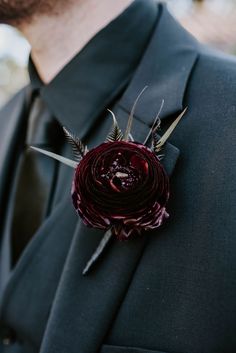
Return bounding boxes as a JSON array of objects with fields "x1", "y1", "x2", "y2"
[{"x1": 19, "y1": 0, "x2": 134, "y2": 84}]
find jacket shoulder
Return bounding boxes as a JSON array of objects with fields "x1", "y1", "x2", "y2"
[
  {"x1": 193, "y1": 45, "x2": 236, "y2": 93},
  {"x1": 0, "y1": 86, "x2": 29, "y2": 121},
  {"x1": 186, "y1": 44, "x2": 236, "y2": 128}
]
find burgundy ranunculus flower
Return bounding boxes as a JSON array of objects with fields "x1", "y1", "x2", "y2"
[{"x1": 72, "y1": 141, "x2": 170, "y2": 240}]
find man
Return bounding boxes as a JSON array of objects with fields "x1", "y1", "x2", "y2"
[{"x1": 0, "y1": 0, "x2": 235, "y2": 352}]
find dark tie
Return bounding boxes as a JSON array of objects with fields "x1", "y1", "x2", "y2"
[{"x1": 10, "y1": 92, "x2": 63, "y2": 267}]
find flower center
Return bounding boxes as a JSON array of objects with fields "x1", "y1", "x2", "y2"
[{"x1": 100, "y1": 152, "x2": 144, "y2": 192}]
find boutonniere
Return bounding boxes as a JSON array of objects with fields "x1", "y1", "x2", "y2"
[{"x1": 31, "y1": 87, "x2": 187, "y2": 275}]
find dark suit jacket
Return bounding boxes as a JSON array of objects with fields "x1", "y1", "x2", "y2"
[{"x1": 0, "y1": 4, "x2": 236, "y2": 353}]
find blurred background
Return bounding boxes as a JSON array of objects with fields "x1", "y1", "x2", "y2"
[{"x1": 0, "y1": 0, "x2": 236, "y2": 108}]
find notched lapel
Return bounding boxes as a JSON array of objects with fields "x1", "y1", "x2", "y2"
[
  {"x1": 40, "y1": 5, "x2": 198, "y2": 353},
  {"x1": 40, "y1": 221, "x2": 149, "y2": 353},
  {"x1": 119, "y1": 4, "x2": 199, "y2": 123},
  {"x1": 39, "y1": 107, "x2": 180, "y2": 353}
]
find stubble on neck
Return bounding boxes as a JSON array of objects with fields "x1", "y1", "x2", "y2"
[{"x1": 17, "y1": 0, "x2": 135, "y2": 84}]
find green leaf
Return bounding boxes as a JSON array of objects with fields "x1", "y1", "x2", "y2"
[{"x1": 30, "y1": 146, "x2": 77, "y2": 168}]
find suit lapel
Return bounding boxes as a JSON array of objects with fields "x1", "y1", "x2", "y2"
[
  {"x1": 0, "y1": 87, "x2": 31, "y2": 237},
  {"x1": 118, "y1": 3, "x2": 199, "y2": 122},
  {"x1": 0, "y1": 4, "x2": 200, "y2": 353},
  {"x1": 0, "y1": 195, "x2": 78, "y2": 345},
  {"x1": 0, "y1": 88, "x2": 28, "y2": 295},
  {"x1": 40, "y1": 5, "x2": 199, "y2": 353},
  {"x1": 39, "y1": 107, "x2": 179, "y2": 353}
]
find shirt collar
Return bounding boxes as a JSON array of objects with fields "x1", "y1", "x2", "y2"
[{"x1": 28, "y1": 0, "x2": 158, "y2": 139}]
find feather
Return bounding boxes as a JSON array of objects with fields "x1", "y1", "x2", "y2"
[
  {"x1": 62, "y1": 126, "x2": 87, "y2": 162},
  {"x1": 106, "y1": 109, "x2": 123, "y2": 142},
  {"x1": 124, "y1": 86, "x2": 148, "y2": 141},
  {"x1": 143, "y1": 99, "x2": 164, "y2": 146},
  {"x1": 157, "y1": 154, "x2": 165, "y2": 161},
  {"x1": 152, "y1": 124, "x2": 160, "y2": 153}
]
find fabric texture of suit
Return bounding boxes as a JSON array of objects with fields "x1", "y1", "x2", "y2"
[{"x1": 0, "y1": 3, "x2": 236, "y2": 353}]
